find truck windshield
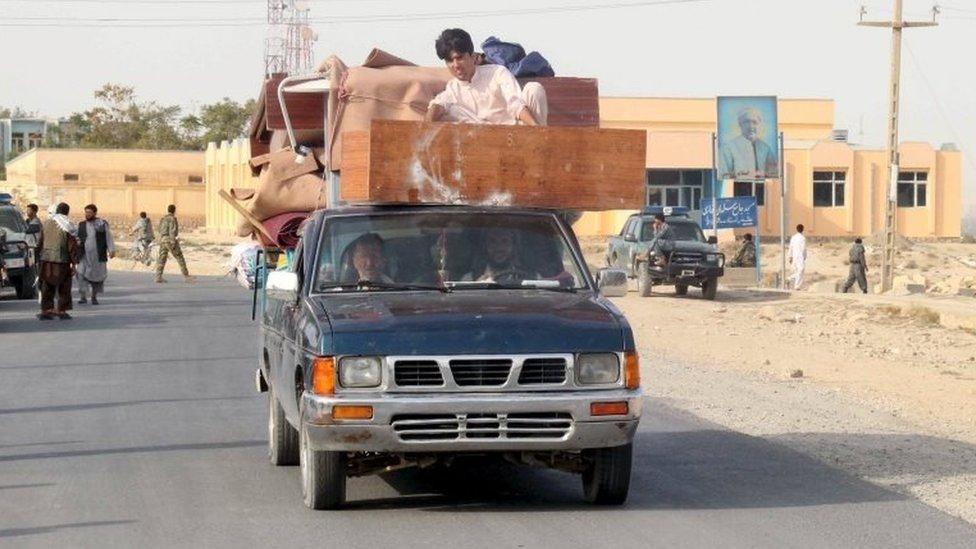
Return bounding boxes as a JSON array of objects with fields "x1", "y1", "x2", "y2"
[
  {"x1": 314, "y1": 212, "x2": 589, "y2": 292},
  {"x1": 641, "y1": 220, "x2": 704, "y2": 242}
]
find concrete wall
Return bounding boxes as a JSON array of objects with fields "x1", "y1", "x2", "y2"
[
  {"x1": 204, "y1": 139, "x2": 259, "y2": 236},
  {"x1": 3, "y1": 148, "x2": 206, "y2": 227}
]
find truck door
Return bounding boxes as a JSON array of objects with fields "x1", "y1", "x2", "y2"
[{"x1": 276, "y1": 242, "x2": 306, "y2": 422}]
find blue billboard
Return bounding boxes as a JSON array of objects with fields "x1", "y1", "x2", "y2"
[{"x1": 700, "y1": 196, "x2": 758, "y2": 229}]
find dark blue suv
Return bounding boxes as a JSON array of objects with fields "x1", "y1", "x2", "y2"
[{"x1": 0, "y1": 195, "x2": 38, "y2": 300}]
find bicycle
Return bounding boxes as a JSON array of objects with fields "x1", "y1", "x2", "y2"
[{"x1": 130, "y1": 239, "x2": 157, "y2": 269}]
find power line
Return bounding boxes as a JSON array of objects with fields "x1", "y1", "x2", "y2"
[{"x1": 0, "y1": 0, "x2": 712, "y2": 27}]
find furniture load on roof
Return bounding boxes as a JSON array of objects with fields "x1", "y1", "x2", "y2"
[{"x1": 234, "y1": 48, "x2": 647, "y2": 243}]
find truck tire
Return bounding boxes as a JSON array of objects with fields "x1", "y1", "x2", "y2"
[
  {"x1": 268, "y1": 386, "x2": 299, "y2": 466},
  {"x1": 674, "y1": 283, "x2": 688, "y2": 296},
  {"x1": 701, "y1": 277, "x2": 718, "y2": 300},
  {"x1": 300, "y1": 422, "x2": 346, "y2": 510},
  {"x1": 582, "y1": 443, "x2": 633, "y2": 505},
  {"x1": 636, "y1": 263, "x2": 652, "y2": 297}
]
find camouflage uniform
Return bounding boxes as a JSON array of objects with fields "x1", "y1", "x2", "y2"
[
  {"x1": 842, "y1": 242, "x2": 868, "y2": 293},
  {"x1": 155, "y1": 214, "x2": 189, "y2": 281},
  {"x1": 729, "y1": 241, "x2": 756, "y2": 267}
]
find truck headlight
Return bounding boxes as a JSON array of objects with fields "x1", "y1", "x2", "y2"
[
  {"x1": 338, "y1": 356, "x2": 382, "y2": 388},
  {"x1": 706, "y1": 253, "x2": 725, "y2": 267},
  {"x1": 576, "y1": 353, "x2": 620, "y2": 384}
]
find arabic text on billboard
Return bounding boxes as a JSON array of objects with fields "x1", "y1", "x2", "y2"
[
  {"x1": 717, "y1": 96, "x2": 779, "y2": 182},
  {"x1": 700, "y1": 196, "x2": 758, "y2": 230}
]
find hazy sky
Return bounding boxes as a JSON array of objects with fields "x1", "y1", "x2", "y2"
[{"x1": 1, "y1": 0, "x2": 972, "y2": 207}]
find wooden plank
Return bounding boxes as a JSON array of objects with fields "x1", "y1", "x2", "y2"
[
  {"x1": 217, "y1": 189, "x2": 275, "y2": 244},
  {"x1": 265, "y1": 75, "x2": 327, "y2": 131},
  {"x1": 518, "y1": 77, "x2": 600, "y2": 127},
  {"x1": 340, "y1": 120, "x2": 645, "y2": 210}
]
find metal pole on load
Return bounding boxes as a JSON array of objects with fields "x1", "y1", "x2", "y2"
[{"x1": 779, "y1": 131, "x2": 786, "y2": 290}]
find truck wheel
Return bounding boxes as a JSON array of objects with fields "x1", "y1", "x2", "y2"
[
  {"x1": 674, "y1": 283, "x2": 688, "y2": 296},
  {"x1": 701, "y1": 277, "x2": 718, "y2": 300},
  {"x1": 636, "y1": 263, "x2": 652, "y2": 297},
  {"x1": 300, "y1": 422, "x2": 346, "y2": 510},
  {"x1": 268, "y1": 386, "x2": 299, "y2": 466},
  {"x1": 582, "y1": 443, "x2": 633, "y2": 505}
]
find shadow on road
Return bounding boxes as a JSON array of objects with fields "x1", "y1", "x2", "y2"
[
  {"x1": 0, "y1": 440, "x2": 264, "y2": 463},
  {"x1": 347, "y1": 426, "x2": 976, "y2": 513},
  {"x1": 0, "y1": 395, "x2": 255, "y2": 415},
  {"x1": 0, "y1": 520, "x2": 137, "y2": 539}
]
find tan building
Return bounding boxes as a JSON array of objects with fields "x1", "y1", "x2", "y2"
[
  {"x1": 204, "y1": 139, "x2": 259, "y2": 236},
  {"x1": 574, "y1": 97, "x2": 962, "y2": 239},
  {"x1": 4, "y1": 148, "x2": 206, "y2": 228}
]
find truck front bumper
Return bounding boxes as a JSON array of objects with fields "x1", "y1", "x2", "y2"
[{"x1": 300, "y1": 390, "x2": 643, "y2": 452}]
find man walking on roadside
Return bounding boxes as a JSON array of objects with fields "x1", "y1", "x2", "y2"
[
  {"x1": 129, "y1": 211, "x2": 154, "y2": 265},
  {"x1": 155, "y1": 204, "x2": 193, "y2": 283},
  {"x1": 842, "y1": 237, "x2": 869, "y2": 294},
  {"x1": 788, "y1": 224, "x2": 807, "y2": 290},
  {"x1": 36, "y1": 202, "x2": 77, "y2": 320},
  {"x1": 76, "y1": 204, "x2": 115, "y2": 305}
]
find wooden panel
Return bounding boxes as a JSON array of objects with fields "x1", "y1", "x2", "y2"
[
  {"x1": 519, "y1": 77, "x2": 599, "y2": 127},
  {"x1": 265, "y1": 75, "x2": 327, "y2": 131},
  {"x1": 341, "y1": 120, "x2": 645, "y2": 210}
]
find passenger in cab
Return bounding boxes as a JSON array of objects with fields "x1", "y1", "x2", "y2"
[{"x1": 465, "y1": 227, "x2": 537, "y2": 283}]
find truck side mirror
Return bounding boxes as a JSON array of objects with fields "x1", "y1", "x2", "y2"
[
  {"x1": 707, "y1": 236, "x2": 718, "y2": 245},
  {"x1": 624, "y1": 234, "x2": 637, "y2": 243},
  {"x1": 596, "y1": 268, "x2": 628, "y2": 297},
  {"x1": 266, "y1": 271, "x2": 299, "y2": 302}
]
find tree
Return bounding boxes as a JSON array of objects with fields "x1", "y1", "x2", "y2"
[
  {"x1": 0, "y1": 106, "x2": 37, "y2": 119},
  {"x1": 181, "y1": 97, "x2": 256, "y2": 149}
]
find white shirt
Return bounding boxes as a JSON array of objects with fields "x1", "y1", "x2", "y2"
[
  {"x1": 789, "y1": 232, "x2": 807, "y2": 262},
  {"x1": 429, "y1": 64, "x2": 527, "y2": 125}
]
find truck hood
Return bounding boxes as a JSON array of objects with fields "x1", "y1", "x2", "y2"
[
  {"x1": 669, "y1": 240, "x2": 718, "y2": 254},
  {"x1": 310, "y1": 290, "x2": 625, "y2": 356}
]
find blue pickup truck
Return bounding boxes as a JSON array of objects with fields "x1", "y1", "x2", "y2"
[
  {"x1": 605, "y1": 207, "x2": 724, "y2": 299},
  {"x1": 257, "y1": 204, "x2": 641, "y2": 509}
]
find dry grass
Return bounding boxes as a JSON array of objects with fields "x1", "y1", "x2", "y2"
[{"x1": 904, "y1": 305, "x2": 941, "y2": 325}]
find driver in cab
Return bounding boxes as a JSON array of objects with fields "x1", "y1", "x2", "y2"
[{"x1": 345, "y1": 233, "x2": 394, "y2": 284}]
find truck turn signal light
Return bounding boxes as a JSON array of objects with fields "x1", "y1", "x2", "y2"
[
  {"x1": 312, "y1": 357, "x2": 336, "y2": 395},
  {"x1": 624, "y1": 351, "x2": 640, "y2": 390}
]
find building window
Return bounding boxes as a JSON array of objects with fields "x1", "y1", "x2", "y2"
[
  {"x1": 188, "y1": 175, "x2": 203, "y2": 184},
  {"x1": 646, "y1": 169, "x2": 709, "y2": 210},
  {"x1": 733, "y1": 180, "x2": 765, "y2": 206},
  {"x1": 124, "y1": 174, "x2": 139, "y2": 183},
  {"x1": 62, "y1": 173, "x2": 79, "y2": 182},
  {"x1": 11, "y1": 132, "x2": 26, "y2": 153},
  {"x1": 813, "y1": 170, "x2": 846, "y2": 207},
  {"x1": 897, "y1": 171, "x2": 927, "y2": 208},
  {"x1": 28, "y1": 132, "x2": 43, "y2": 149}
]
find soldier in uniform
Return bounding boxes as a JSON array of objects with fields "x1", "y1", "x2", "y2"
[
  {"x1": 154, "y1": 204, "x2": 193, "y2": 283},
  {"x1": 842, "y1": 237, "x2": 868, "y2": 294},
  {"x1": 729, "y1": 233, "x2": 757, "y2": 267}
]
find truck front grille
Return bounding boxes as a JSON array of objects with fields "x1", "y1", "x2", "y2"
[
  {"x1": 393, "y1": 360, "x2": 444, "y2": 386},
  {"x1": 391, "y1": 412, "x2": 573, "y2": 442},
  {"x1": 518, "y1": 358, "x2": 567, "y2": 384},
  {"x1": 449, "y1": 359, "x2": 512, "y2": 386},
  {"x1": 670, "y1": 252, "x2": 703, "y2": 265}
]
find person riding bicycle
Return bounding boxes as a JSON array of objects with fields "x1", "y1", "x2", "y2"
[{"x1": 129, "y1": 212, "x2": 155, "y2": 263}]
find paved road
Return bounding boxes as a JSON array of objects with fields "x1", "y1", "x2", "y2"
[{"x1": 2, "y1": 273, "x2": 975, "y2": 548}]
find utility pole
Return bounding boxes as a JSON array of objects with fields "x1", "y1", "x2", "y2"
[{"x1": 858, "y1": 1, "x2": 937, "y2": 292}]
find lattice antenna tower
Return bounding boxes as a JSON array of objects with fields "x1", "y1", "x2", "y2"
[{"x1": 265, "y1": 0, "x2": 315, "y2": 77}]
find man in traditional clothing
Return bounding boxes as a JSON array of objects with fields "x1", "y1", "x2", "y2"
[
  {"x1": 155, "y1": 204, "x2": 193, "y2": 283},
  {"x1": 788, "y1": 224, "x2": 807, "y2": 290},
  {"x1": 36, "y1": 202, "x2": 77, "y2": 320},
  {"x1": 729, "y1": 232, "x2": 757, "y2": 267},
  {"x1": 425, "y1": 28, "x2": 548, "y2": 126},
  {"x1": 718, "y1": 107, "x2": 779, "y2": 181},
  {"x1": 76, "y1": 204, "x2": 115, "y2": 305},
  {"x1": 842, "y1": 237, "x2": 869, "y2": 294}
]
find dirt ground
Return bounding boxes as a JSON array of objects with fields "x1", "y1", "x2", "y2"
[
  {"x1": 107, "y1": 231, "x2": 976, "y2": 523},
  {"x1": 108, "y1": 229, "x2": 242, "y2": 278},
  {"x1": 581, "y1": 234, "x2": 976, "y2": 524}
]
